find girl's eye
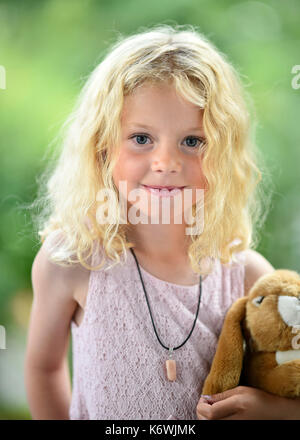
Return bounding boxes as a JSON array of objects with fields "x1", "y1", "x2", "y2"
[
  {"x1": 184, "y1": 136, "x2": 205, "y2": 150},
  {"x1": 130, "y1": 134, "x2": 206, "y2": 150},
  {"x1": 133, "y1": 134, "x2": 150, "y2": 145}
]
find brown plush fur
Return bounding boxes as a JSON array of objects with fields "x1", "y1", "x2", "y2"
[{"x1": 202, "y1": 270, "x2": 300, "y2": 397}]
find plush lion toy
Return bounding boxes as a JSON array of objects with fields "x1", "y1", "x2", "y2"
[{"x1": 202, "y1": 269, "x2": 300, "y2": 398}]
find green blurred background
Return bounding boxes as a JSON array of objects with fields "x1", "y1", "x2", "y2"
[{"x1": 0, "y1": 0, "x2": 299, "y2": 419}]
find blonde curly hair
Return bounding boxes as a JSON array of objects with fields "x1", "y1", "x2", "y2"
[{"x1": 30, "y1": 23, "x2": 273, "y2": 276}]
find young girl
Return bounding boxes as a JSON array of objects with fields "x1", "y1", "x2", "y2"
[{"x1": 24, "y1": 24, "x2": 300, "y2": 420}]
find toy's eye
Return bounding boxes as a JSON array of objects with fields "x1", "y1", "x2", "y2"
[{"x1": 252, "y1": 296, "x2": 265, "y2": 307}]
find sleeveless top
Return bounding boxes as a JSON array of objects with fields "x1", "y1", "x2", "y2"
[{"x1": 69, "y1": 243, "x2": 246, "y2": 420}]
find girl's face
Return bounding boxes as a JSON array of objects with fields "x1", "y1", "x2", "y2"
[{"x1": 112, "y1": 81, "x2": 207, "y2": 224}]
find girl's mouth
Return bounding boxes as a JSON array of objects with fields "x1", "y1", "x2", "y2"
[{"x1": 140, "y1": 184, "x2": 185, "y2": 197}]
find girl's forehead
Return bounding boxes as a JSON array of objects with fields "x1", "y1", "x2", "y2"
[{"x1": 121, "y1": 82, "x2": 204, "y2": 123}]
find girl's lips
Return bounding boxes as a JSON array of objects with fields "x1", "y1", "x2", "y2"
[
  {"x1": 141, "y1": 184, "x2": 185, "y2": 190},
  {"x1": 140, "y1": 184, "x2": 185, "y2": 197}
]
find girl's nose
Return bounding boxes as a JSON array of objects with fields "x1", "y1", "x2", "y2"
[{"x1": 151, "y1": 144, "x2": 181, "y2": 174}]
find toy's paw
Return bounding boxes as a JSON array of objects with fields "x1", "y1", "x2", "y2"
[
  {"x1": 202, "y1": 376, "x2": 226, "y2": 395},
  {"x1": 263, "y1": 360, "x2": 300, "y2": 398}
]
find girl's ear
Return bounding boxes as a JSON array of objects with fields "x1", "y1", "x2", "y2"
[{"x1": 202, "y1": 296, "x2": 248, "y2": 395}]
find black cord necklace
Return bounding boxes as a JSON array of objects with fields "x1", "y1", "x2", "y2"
[{"x1": 130, "y1": 247, "x2": 202, "y2": 381}]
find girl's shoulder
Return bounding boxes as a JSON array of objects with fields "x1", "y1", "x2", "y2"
[
  {"x1": 32, "y1": 232, "x2": 91, "y2": 308},
  {"x1": 242, "y1": 249, "x2": 275, "y2": 296}
]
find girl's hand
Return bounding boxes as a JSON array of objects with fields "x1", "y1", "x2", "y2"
[{"x1": 196, "y1": 386, "x2": 300, "y2": 420}]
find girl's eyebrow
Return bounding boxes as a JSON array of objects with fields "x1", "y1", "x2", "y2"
[{"x1": 127, "y1": 122, "x2": 204, "y2": 132}]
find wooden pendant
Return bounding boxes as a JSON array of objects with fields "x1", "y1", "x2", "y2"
[{"x1": 166, "y1": 359, "x2": 176, "y2": 381}]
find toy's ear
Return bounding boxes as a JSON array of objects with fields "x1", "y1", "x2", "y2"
[{"x1": 202, "y1": 296, "x2": 248, "y2": 395}]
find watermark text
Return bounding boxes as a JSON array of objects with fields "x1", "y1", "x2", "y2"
[{"x1": 0, "y1": 65, "x2": 6, "y2": 90}]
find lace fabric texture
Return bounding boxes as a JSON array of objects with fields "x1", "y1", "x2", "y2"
[{"x1": 69, "y1": 244, "x2": 246, "y2": 420}]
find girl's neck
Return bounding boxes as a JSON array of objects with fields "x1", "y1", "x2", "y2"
[{"x1": 126, "y1": 223, "x2": 191, "y2": 262}]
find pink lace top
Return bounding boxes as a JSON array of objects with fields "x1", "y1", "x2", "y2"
[{"x1": 69, "y1": 243, "x2": 246, "y2": 420}]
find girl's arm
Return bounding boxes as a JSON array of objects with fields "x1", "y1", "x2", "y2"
[{"x1": 25, "y1": 239, "x2": 79, "y2": 420}]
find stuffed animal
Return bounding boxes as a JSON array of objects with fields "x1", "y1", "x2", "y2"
[{"x1": 202, "y1": 269, "x2": 300, "y2": 398}]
